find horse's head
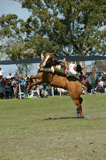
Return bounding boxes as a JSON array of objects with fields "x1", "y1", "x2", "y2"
[{"x1": 40, "y1": 52, "x2": 56, "y2": 68}]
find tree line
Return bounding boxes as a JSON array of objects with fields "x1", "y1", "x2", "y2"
[{"x1": 0, "y1": 0, "x2": 106, "y2": 75}]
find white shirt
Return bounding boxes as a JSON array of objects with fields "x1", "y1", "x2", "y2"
[
  {"x1": 65, "y1": 64, "x2": 77, "y2": 77},
  {"x1": 0, "y1": 69, "x2": 4, "y2": 76},
  {"x1": 7, "y1": 75, "x2": 14, "y2": 79},
  {"x1": 99, "y1": 80, "x2": 104, "y2": 87}
]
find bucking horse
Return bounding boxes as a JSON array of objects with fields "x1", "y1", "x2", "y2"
[{"x1": 28, "y1": 52, "x2": 86, "y2": 118}]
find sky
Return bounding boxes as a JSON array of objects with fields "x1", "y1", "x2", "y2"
[
  {"x1": 0, "y1": 0, "x2": 31, "y2": 20},
  {"x1": 0, "y1": 0, "x2": 93, "y2": 77},
  {"x1": 0, "y1": 0, "x2": 38, "y2": 77}
]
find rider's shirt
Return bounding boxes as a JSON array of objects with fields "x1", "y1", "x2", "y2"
[{"x1": 65, "y1": 63, "x2": 77, "y2": 77}]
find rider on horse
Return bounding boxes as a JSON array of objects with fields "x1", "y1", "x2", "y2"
[{"x1": 40, "y1": 58, "x2": 82, "y2": 77}]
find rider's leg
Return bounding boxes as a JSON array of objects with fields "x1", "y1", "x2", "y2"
[
  {"x1": 54, "y1": 67, "x2": 66, "y2": 76},
  {"x1": 39, "y1": 66, "x2": 66, "y2": 76},
  {"x1": 39, "y1": 67, "x2": 54, "y2": 73}
]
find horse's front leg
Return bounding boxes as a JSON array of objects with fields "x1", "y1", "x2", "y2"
[
  {"x1": 30, "y1": 75, "x2": 38, "y2": 80},
  {"x1": 30, "y1": 72, "x2": 43, "y2": 81},
  {"x1": 29, "y1": 75, "x2": 38, "y2": 83},
  {"x1": 28, "y1": 79, "x2": 44, "y2": 94}
]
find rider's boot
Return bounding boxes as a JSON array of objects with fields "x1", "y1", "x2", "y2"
[{"x1": 40, "y1": 66, "x2": 54, "y2": 73}]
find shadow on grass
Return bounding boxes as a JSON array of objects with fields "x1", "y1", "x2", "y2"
[{"x1": 44, "y1": 116, "x2": 83, "y2": 120}]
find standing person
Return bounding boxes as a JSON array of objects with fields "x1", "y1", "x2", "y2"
[
  {"x1": 97, "y1": 73, "x2": 102, "y2": 82},
  {"x1": 21, "y1": 77, "x2": 25, "y2": 85},
  {"x1": 14, "y1": 72, "x2": 19, "y2": 82},
  {"x1": 0, "y1": 68, "x2": 4, "y2": 76},
  {"x1": 3, "y1": 82, "x2": 12, "y2": 99},
  {"x1": 96, "y1": 78, "x2": 104, "y2": 93},
  {"x1": 86, "y1": 73, "x2": 92, "y2": 84},
  {"x1": 11, "y1": 77, "x2": 16, "y2": 86},
  {"x1": 13, "y1": 83, "x2": 18, "y2": 98},
  {"x1": 86, "y1": 73, "x2": 92, "y2": 94},
  {"x1": 7, "y1": 73, "x2": 13, "y2": 79},
  {"x1": 11, "y1": 77, "x2": 17, "y2": 98},
  {"x1": 1, "y1": 78, "x2": 6, "y2": 88},
  {"x1": 0, "y1": 75, "x2": 2, "y2": 84}
]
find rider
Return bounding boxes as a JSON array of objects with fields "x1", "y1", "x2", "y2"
[
  {"x1": 62, "y1": 58, "x2": 82, "y2": 77},
  {"x1": 40, "y1": 58, "x2": 82, "y2": 77}
]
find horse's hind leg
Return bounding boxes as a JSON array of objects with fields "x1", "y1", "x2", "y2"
[{"x1": 73, "y1": 97, "x2": 84, "y2": 118}]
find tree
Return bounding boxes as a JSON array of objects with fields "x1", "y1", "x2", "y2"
[
  {"x1": 0, "y1": 14, "x2": 34, "y2": 76},
  {"x1": 94, "y1": 60, "x2": 106, "y2": 73},
  {"x1": 16, "y1": 0, "x2": 106, "y2": 56}
]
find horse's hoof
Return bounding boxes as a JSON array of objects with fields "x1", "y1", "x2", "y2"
[{"x1": 81, "y1": 116, "x2": 84, "y2": 118}]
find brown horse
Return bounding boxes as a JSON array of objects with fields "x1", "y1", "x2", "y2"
[{"x1": 28, "y1": 52, "x2": 84, "y2": 118}]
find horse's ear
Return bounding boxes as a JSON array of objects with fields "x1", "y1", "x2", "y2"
[
  {"x1": 51, "y1": 53, "x2": 58, "y2": 57},
  {"x1": 41, "y1": 53, "x2": 44, "y2": 60},
  {"x1": 54, "y1": 53, "x2": 58, "y2": 57},
  {"x1": 50, "y1": 52, "x2": 58, "y2": 57}
]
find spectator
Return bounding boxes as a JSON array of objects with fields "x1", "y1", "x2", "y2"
[
  {"x1": 13, "y1": 83, "x2": 18, "y2": 98},
  {"x1": 0, "y1": 68, "x2": 4, "y2": 76},
  {"x1": 86, "y1": 73, "x2": 92, "y2": 94},
  {"x1": 46, "y1": 84, "x2": 51, "y2": 96},
  {"x1": 0, "y1": 76, "x2": 2, "y2": 84},
  {"x1": 14, "y1": 72, "x2": 19, "y2": 81},
  {"x1": 3, "y1": 83, "x2": 12, "y2": 99},
  {"x1": 11, "y1": 77, "x2": 17, "y2": 86},
  {"x1": 1, "y1": 78, "x2": 6, "y2": 88},
  {"x1": 21, "y1": 77, "x2": 25, "y2": 85},
  {"x1": 104, "y1": 78, "x2": 106, "y2": 93},
  {"x1": 97, "y1": 78, "x2": 104, "y2": 93},
  {"x1": 98, "y1": 73, "x2": 102, "y2": 82},
  {"x1": 87, "y1": 73, "x2": 92, "y2": 84},
  {"x1": 7, "y1": 73, "x2": 13, "y2": 79},
  {"x1": 11, "y1": 77, "x2": 17, "y2": 98},
  {"x1": 0, "y1": 84, "x2": 4, "y2": 99},
  {"x1": 42, "y1": 83, "x2": 47, "y2": 89},
  {"x1": 98, "y1": 79, "x2": 104, "y2": 87}
]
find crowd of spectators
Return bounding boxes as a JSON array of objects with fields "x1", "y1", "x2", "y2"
[
  {"x1": 83, "y1": 73, "x2": 106, "y2": 95},
  {"x1": 0, "y1": 67, "x2": 106, "y2": 99},
  {"x1": 0, "y1": 67, "x2": 52, "y2": 99},
  {"x1": 0, "y1": 69, "x2": 26, "y2": 99}
]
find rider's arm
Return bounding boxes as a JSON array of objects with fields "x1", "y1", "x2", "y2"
[
  {"x1": 63, "y1": 58, "x2": 69, "y2": 70},
  {"x1": 53, "y1": 58, "x2": 62, "y2": 64}
]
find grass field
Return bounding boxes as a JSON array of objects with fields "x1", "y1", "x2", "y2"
[{"x1": 0, "y1": 94, "x2": 106, "y2": 160}]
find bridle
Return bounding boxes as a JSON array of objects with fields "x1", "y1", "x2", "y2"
[{"x1": 40, "y1": 54, "x2": 53, "y2": 68}]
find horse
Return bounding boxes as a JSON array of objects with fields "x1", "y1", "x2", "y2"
[{"x1": 28, "y1": 52, "x2": 85, "y2": 118}]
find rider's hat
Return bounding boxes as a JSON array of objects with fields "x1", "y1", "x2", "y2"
[{"x1": 76, "y1": 64, "x2": 82, "y2": 73}]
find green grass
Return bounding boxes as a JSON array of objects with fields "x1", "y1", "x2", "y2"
[{"x1": 0, "y1": 94, "x2": 106, "y2": 160}]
